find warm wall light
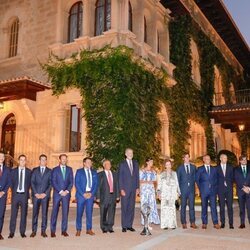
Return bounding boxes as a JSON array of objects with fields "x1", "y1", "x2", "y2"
[
  {"x1": 238, "y1": 124, "x2": 245, "y2": 131},
  {"x1": 0, "y1": 101, "x2": 4, "y2": 109}
]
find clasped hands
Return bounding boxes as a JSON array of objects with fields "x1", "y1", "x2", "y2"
[
  {"x1": 35, "y1": 193, "x2": 47, "y2": 199},
  {"x1": 242, "y1": 185, "x2": 250, "y2": 194},
  {"x1": 83, "y1": 192, "x2": 92, "y2": 199}
]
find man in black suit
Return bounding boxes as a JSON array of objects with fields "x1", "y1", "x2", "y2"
[
  {"x1": 216, "y1": 154, "x2": 234, "y2": 229},
  {"x1": 0, "y1": 152, "x2": 11, "y2": 240},
  {"x1": 234, "y1": 155, "x2": 250, "y2": 229},
  {"x1": 118, "y1": 148, "x2": 139, "y2": 232},
  {"x1": 96, "y1": 160, "x2": 120, "y2": 233},
  {"x1": 30, "y1": 154, "x2": 51, "y2": 238},
  {"x1": 8, "y1": 154, "x2": 31, "y2": 238}
]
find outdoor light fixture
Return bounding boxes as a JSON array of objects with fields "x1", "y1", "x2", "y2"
[
  {"x1": 238, "y1": 123, "x2": 245, "y2": 131},
  {"x1": 0, "y1": 101, "x2": 4, "y2": 109}
]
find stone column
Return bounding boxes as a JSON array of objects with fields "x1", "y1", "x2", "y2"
[
  {"x1": 111, "y1": 0, "x2": 119, "y2": 31},
  {"x1": 83, "y1": 0, "x2": 91, "y2": 36}
]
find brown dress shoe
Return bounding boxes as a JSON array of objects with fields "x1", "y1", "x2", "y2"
[
  {"x1": 30, "y1": 232, "x2": 36, "y2": 237},
  {"x1": 61, "y1": 231, "x2": 69, "y2": 237},
  {"x1": 51, "y1": 232, "x2": 56, "y2": 238},
  {"x1": 41, "y1": 232, "x2": 48, "y2": 238},
  {"x1": 214, "y1": 224, "x2": 220, "y2": 229},
  {"x1": 239, "y1": 224, "x2": 245, "y2": 229},
  {"x1": 0, "y1": 234, "x2": 4, "y2": 240},
  {"x1": 202, "y1": 224, "x2": 207, "y2": 229},
  {"x1": 76, "y1": 230, "x2": 81, "y2": 236},
  {"x1": 190, "y1": 223, "x2": 198, "y2": 229},
  {"x1": 182, "y1": 224, "x2": 187, "y2": 229},
  {"x1": 86, "y1": 230, "x2": 95, "y2": 236}
]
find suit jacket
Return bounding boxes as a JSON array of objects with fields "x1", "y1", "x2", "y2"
[
  {"x1": 75, "y1": 168, "x2": 98, "y2": 200},
  {"x1": 177, "y1": 163, "x2": 196, "y2": 194},
  {"x1": 216, "y1": 164, "x2": 234, "y2": 193},
  {"x1": 31, "y1": 166, "x2": 52, "y2": 198},
  {"x1": 10, "y1": 167, "x2": 31, "y2": 199},
  {"x1": 234, "y1": 165, "x2": 250, "y2": 197},
  {"x1": 51, "y1": 165, "x2": 73, "y2": 197},
  {"x1": 96, "y1": 170, "x2": 119, "y2": 203},
  {"x1": 118, "y1": 159, "x2": 139, "y2": 193},
  {"x1": 0, "y1": 165, "x2": 11, "y2": 195},
  {"x1": 196, "y1": 165, "x2": 218, "y2": 196}
]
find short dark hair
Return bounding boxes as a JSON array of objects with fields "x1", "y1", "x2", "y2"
[
  {"x1": 18, "y1": 154, "x2": 26, "y2": 160},
  {"x1": 83, "y1": 157, "x2": 92, "y2": 163},
  {"x1": 239, "y1": 155, "x2": 247, "y2": 161},
  {"x1": 39, "y1": 154, "x2": 47, "y2": 160},
  {"x1": 0, "y1": 151, "x2": 5, "y2": 156},
  {"x1": 182, "y1": 152, "x2": 190, "y2": 158},
  {"x1": 59, "y1": 154, "x2": 68, "y2": 159}
]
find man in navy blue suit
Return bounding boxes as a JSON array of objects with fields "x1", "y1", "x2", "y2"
[
  {"x1": 234, "y1": 155, "x2": 250, "y2": 229},
  {"x1": 118, "y1": 148, "x2": 139, "y2": 232},
  {"x1": 177, "y1": 153, "x2": 197, "y2": 229},
  {"x1": 30, "y1": 154, "x2": 51, "y2": 237},
  {"x1": 216, "y1": 154, "x2": 234, "y2": 229},
  {"x1": 50, "y1": 154, "x2": 73, "y2": 237},
  {"x1": 8, "y1": 154, "x2": 31, "y2": 238},
  {"x1": 196, "y1": 154, "x2": 220, "y2": 229},
  {"x1": 75, "y1": 157, "x2": 98, "y2": 236},
  {"x1": 0, "y1": 152, "x2": 11, "y2": 240}
]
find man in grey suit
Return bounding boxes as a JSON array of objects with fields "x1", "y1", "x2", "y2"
[
  {"x1": 30, "y1": 154, "x2": 51, "y2": 238},
  {"x1": 118, "y1": 148, "x2": 139, "y2": 232},
  {"x1": 96, "y1": 160, "x2": 120, "y2": 233}
]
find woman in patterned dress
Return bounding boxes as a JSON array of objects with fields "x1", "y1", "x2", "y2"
[
  {"x1": 140, "y1": 158, "x2": 160, "y2": 229},
  {"x1": 157, "y1": 159, "x2": 180, "y2": 229}
]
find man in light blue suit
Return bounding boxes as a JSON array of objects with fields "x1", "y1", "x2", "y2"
[
  {"x1": 177, "y1": 153, "x2": 197, "y2": 229},
  {"x1": 75, "y1": 157, "x2": 98, "y2": 236},
  {"x1": 196, "y1": 154, "x2": 220, "y2": 229},
  {"x1": 50, "y1": 154, "x2": 73, "y2": 237}
]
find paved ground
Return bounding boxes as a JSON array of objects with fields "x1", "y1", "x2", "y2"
[{"x1": 0, "y1": 202, "x2": 250, "y2": 250}]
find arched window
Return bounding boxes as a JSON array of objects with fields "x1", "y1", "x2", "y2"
[
  {"x1": 9, "y1": 18, "x2": 19, "y2": 57},
  {"x1": 68, "y1": 1, "x2": 83, "y2": 43},
  {"x1": 144, "y1": 16, "x2": 147, "y2": 43},
  {"x1": 95, "y1": 0, "x2": 111, "y2": 36},
  {"x1": 128, "y1": 1, "x2": 133, "y2": 31}
]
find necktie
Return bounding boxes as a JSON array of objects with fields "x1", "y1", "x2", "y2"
[
  {"x1": 87, "y1": 169, "x2": 92, "y2": 189},
  {"x1": 108, "y1": 171, "x2": 113, "y2": 193},
  {"x1": 62, "y1": 166, "x2": 66, "y2": 180},
  {"x1": 129, "y1": 160, "x2": 133, "y2": 175},
  {"x1": 41, "y1": 167, "x2": 45, "y2": 175},
  {"x1": 222, "y1": 164, "x2": 226, "y2": 177},
  {"x1": 243, "y1": 166, "x2": 247, "y2": 178},
  {"x1": 206, "y1": 166, "x2": 210, "y2": 175},
  {"x1": 19, "y1": 169, "x2": 23, "y2": 190},
  {"x1": 0, "y1": 165, "x2": 2, "y2": 177},
  {"x1": 186, "y1": 165, "x2": 190, "y2": 174}
]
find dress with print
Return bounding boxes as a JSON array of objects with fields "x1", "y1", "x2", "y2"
[
  {"x1": 140, "y1": 170, "x2": 160, "y2": 225},
  {"x1": 157, "y1": 170, "x2": 180, "y2": 229}
]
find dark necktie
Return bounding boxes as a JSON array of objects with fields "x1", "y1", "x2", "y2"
[
  {"x1": 19, "y1": 169, "x2": 23, "y2": 190},
  {"x1": 129, "y1": 160, "x2": 133, "y2": 175},
  {"x1": 186, "y1": 165, "x2": 190, "y2": 175},
  {"x1": 87, "y1": 169, "x2": 92, "y2": 189},
  {"x1": 206, "y1": 166, "x2": 210, "y2": 175},
  {"x1": 243, "y1": 166, "x2": 247, "y2": 178}
]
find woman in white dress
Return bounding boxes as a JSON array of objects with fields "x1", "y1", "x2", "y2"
[{"x1": 157, "y1": 159, "x2": 180, "y2": 229}]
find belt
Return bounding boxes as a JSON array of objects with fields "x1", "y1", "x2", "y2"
[{"x1": 16, "y1": 192, "x2": 25, "y2": 194}]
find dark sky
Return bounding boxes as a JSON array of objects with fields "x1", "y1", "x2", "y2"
[{"x1": 223, "y1": 0, "x2": 250, "y2": 46}]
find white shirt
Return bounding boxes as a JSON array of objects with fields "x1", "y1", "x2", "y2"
[
  {"x1": 221, "y1": 164, "x2": 226, "y2": 176},
  {"x1": 17, "y1": 167, "x2": 25, "y2": 193},
  {"x1": 185, "y1": 164, "x2": 190, "y2": 174},
  {"x1": 84, "y1": 167, "x2": 92, "y2": 192},
  {"x1": 40, "y1": 166, "x2": 46, "y2": 175},
  {"x1": 205, "y1": 165, "x2": 210, "y2": 174},
  {"x1": 0, "y1": 164, "x2": 3, "y2": 173},
  {"x1": 241, "y1": 165, "x2": 247, "y2": 173},
  {"x1": 126, "y1": 158, "x2": 133, "y2": 173}
]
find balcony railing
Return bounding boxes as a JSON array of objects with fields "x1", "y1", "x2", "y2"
[{"x1": 213, "y1": 89, "x2": 250, "y2": 106}]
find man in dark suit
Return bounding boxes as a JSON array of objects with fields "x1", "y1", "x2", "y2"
[
  {"x1": 196, "y1": 154, "x2": 220, "y2": 229},
  {"x1": 50, "y1": 154, "x2": 73, "y2": 237},
  {"x1": 96, "y1": 159, "x2": 120, "y2": 233},
  {"x1": 75, "y1": 157, "x2": 98, "y2": 236},
  {"x1": 30, "y1": 154, "x2": 51, "y2": 238},
  {"x1": 234, "y1": 155, "x2": 250, "y2": 229},
  {"x1": 118, "y1": 148, "x2": 139, "y2": 232},
  {"x1": 8, "y1": 154, "x2": 31, "y2": 238},
  {"x1": 216, "y1": 153, "x2": 234, "y2": 229},
  {"x1": 0, "y1": 152, "x2": 11, "y2": 240},
  {"x1": 177, "y1": 153, "x2": 197, "y2": 229}
]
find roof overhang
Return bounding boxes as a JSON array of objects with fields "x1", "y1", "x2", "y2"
[{"x1": 0, "y1": 76, "x2": 50, "y2": 102}]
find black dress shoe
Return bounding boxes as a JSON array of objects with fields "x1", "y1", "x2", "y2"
[
  {"x1": 30, "y1": 232, "x2": 36, "y2": 237},
  {"x1": 0, "y1": 234, "x2": 4, "y2": 240},
  {"x1": 122, "y1": 228, "x2": 127, "y2": 232},
  {"x1": 127, "y1": 227, "x2": 136, "y2": 232},
  {"x1": 8, "y1": 233, "x2": 14, "y2": 239},
  {"x1": 21, "y1": 233, "x2": 26, "y2": 238},
  {"x1": 221, "y1": 223, "x2": 225, "y2": 228},
  {"x1": 239, "y1": 224, "x2": 245, "y2": 229},
  {"x1": 109, "y1": 229, "x2": 114, "y2": 233},
  {"x1": 102, "y1": 230, "x2": 107, "y2": 233},
  {"x1": 61, "y1": 231, "x2": 69, "y2": 237},
  {"x1": 41, "y1": 232, "x2": 48, "y2": 237},
  {"x1": 229, "y1": 225, "x2": 234, "y2": 229},
  {"x1": 51, "y1": 232, "x2": 56, "y2": 238}
]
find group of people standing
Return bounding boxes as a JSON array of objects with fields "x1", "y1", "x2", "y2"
[{"x1": 0, "y1": 149, "x2": 249, "y2": 241}]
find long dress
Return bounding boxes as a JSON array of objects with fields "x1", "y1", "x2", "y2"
[
  {"x1": 140, "y1": 170, "x2": 160, "y2": 225},
  {"x1": 157, "y1": 170, "x2": 180, "y2": 229}
]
